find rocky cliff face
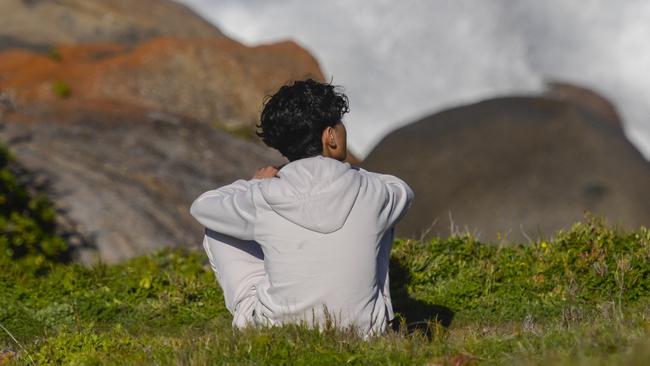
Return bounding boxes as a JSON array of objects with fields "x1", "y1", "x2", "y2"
[
  {"x1": 0, "y1": 100, "x2": 284, "y2": 263},
  {"x1": 0, "y1": 0, "x2": 222, "y2": 50},
  {"x1": 0, "y1": 0, "x2": 322, "y2": 262},
  {"x1": 363, "y1": 96, "x2": 650, "y2": 242}
]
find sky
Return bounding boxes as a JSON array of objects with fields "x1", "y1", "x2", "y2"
[{"x1": 176, "y1": 0, "x2": 650, "y2": 160}]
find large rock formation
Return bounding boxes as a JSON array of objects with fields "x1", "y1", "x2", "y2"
[
  {"x1": 0, "y1": 100, "x2": 284, "y2": 263},
  {"x1": 0, "y1": 0, "x2": 325, "y2": 263},
  {"x1": 0, "y1": 0, "x2": 222, "y2": 51},
  {"x1": 0, "y1": 0, "x2": 324, "y2": 130},
  {"x1": 363, "y1": 96, "x2": 650, "y2": 242}
]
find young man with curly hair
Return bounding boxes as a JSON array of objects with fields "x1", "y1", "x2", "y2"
[{"x1": 190, "y1": 79, "x2": 413, "y2": 336}]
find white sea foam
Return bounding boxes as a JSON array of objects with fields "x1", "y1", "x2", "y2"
[{"x1": 176, "y1": 0, "x2": 650, "y2": 159}]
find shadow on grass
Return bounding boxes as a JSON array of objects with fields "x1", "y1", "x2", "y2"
[{"x1": 389, "y1": 257, "x2": 454, "y2": 337}]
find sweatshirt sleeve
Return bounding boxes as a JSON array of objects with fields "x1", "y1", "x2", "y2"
[
  {"x1": 359, "y1": 169, "x2": 414, "y2": 230},
  {"x1": 190, "y1": 179, "x2": 260, "y2": 240}
]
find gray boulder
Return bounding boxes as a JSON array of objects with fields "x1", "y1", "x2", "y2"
[
  {"x1": 363, "y1": 96, "x2": 650, "y2": 242},
  {"x1": 0, "y1": 101, "x2": 283, "y2": 263}
]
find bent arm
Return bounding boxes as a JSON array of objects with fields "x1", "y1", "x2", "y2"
[
  {"x1": 190, "y1": 179, "x2": 260, "y2": 240},
  {"x1": 360, "y1": 169, "x2": 414, "y2": 230},
  {"x1": 380, "y1": 174, "x2": 414, "y2": 229}
]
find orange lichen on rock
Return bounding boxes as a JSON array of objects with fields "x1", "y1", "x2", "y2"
[
  {"x1": 0, "y1": 37, "x2": 325, "y2": 128},
  {"x1": 0, "y1": 43, "x2": 126, "y2": 101},
  {"x1": 545, "y1": 81, "x2": 622, "y2": 128}
]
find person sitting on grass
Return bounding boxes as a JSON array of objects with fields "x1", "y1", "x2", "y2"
[{"x1": 190, "y1": 79, "x2": 413, "y2": 336}]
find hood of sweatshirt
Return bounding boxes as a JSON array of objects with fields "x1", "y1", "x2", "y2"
[{"x1": 258, "y1": 156, "x2": 362, "y2": 234}]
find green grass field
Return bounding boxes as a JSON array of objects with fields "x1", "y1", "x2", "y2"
[{"x1": 1, "y1": 145, "x2": 649, "y2": 365}]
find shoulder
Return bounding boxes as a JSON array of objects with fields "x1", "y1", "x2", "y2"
[{"x1": 355, "y1": 167, "x2": 410, "y2": 188}]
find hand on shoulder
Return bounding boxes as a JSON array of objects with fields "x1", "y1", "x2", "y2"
[{"x1": 253, "y1": 166, "x2": 280, "y2": 179}]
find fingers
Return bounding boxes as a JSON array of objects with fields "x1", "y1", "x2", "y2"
[{"x1": 253, "y1": 166, "x2": 279, "y2": 179}]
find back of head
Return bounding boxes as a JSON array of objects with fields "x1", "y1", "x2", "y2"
[{"x1": 257, "y1": 79, "x2": 349, "y2": 161}]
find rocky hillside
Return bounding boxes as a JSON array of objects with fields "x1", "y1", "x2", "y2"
[
  {"x1": 0, "y1": 0, "x2": 222, "y2": 50},
  {"x1": 0, "y1": 0, "x2": 323, "y2": 262},
  {"x1": 0, "y1": 0, "x2": 324, "y2": 130},
  {"x1": 363, "y1": 96, "x2": 650, "y2": 242}
]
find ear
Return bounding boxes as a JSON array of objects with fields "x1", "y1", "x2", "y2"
[{"x1": 322, "y1": 126, "x2": 337, "y2": 148}]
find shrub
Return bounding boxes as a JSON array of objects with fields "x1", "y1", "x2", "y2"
[
  {"x1": 51, "y1": 81, "x2": 71, "y2": 99},
  {"x1": 0, "y1": 145, "x2": 69, "y2": 263},
  {"x1": 47, "y1": 48, "x2": 62, "y2": 62}
]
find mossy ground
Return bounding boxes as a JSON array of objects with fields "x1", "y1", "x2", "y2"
[{"x1": 1, "y1": 145, "x2": 649, "y2": 365}]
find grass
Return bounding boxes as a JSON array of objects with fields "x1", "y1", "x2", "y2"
[
  {"x1": 1, "y1": 144, "x2": 649, "y2": 365},
  {"x1": 1, "y1": 221, "x2": 648, "y2": 365}
]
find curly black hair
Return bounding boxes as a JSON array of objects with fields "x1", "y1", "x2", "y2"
[{"x1": 257, "y1": 79, "x2": 349, "y2": 161}]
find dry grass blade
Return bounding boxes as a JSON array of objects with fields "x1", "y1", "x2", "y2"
[{"x1": 0, "y1": 323, "x2": 35, "y2": 366}]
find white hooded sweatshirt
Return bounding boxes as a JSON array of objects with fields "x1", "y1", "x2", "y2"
[{"x1": 190, "y1": 156, "x2": 413, "y2": 335}]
